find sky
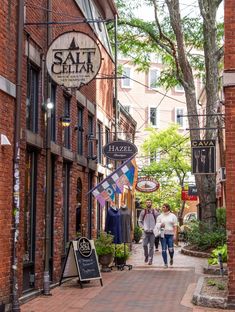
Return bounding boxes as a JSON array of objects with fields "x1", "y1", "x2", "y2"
[{"x1": 135, "y1": 0, "x2": 224, "y2": 22}]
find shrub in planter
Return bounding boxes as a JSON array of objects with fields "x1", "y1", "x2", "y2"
[
  {"x1": 208, "y1": 244, "x2": 227, "y2": 265},
  {"x1": 134, "y1": 226, "x2": 142, "y2": 243},
  {"x1": 184, "y1": 220, "x2": 226, "y2": 251},
  {"x1": 95, "y1": 232, "x2": 115, "y2": 272},
  {"x1": 114, "y1": 243, "x2": 131, "y2": 265}
]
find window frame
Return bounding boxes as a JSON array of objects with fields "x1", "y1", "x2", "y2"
[
  {"x1": 121, "y1": 67, "x2": 132, "y2": 89},
  {"x1": 148, "y1": 68, "x2": 160, "y2": 90}
]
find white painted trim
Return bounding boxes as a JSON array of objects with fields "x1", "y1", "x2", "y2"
[
  {"x1": 223, "y1": 72, "x2": 235, "y2": 87},
  {"x1": 0, "y1": 75, "x2": 16, "y2": 98},
  {"x1": 25, "y1": 42, "x2": 41, "y2": 67}
]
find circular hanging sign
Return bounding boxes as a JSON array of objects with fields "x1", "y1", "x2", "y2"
[
  {"x1": 103, "y1": 140, "x2": 138, "y2": 161},
  {"x1": 136, "y1": 177, "x2": 160, "y2": 193},
  {"x1": 46, "y1": 31, "x2": 101, "y2": 88},
  {"x1": 77, "y1": 237, "x2": 92, "y2": 258}
]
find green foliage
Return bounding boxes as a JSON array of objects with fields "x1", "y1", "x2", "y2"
[
  {"x1": 208, "y1": 244, "x2": 227, "y2": 265},
  {"x1": 216, "y1": 207, "x2": 226, "y2": 228},
  {"x1": 114, "y1": 244, "x2": 131, "y2": 260},
  {"x1": 137, "y1": 125, "x2": 190, "y2": 212},
  {"x1": 207, "y1": 279, "x2": 226, "y2": 291},
  {"x1": 207, "y1": 279, "x2": 217, "y2": 286},
  {"x1": 134, "y1": 226, "x2": 143, "y2": 243},
  {"x1": 94, "y1": 232, "x2": 115, "y2": 256},
  {"x1": 185, "y1": 221, "x2": 226, "y2": 251}
]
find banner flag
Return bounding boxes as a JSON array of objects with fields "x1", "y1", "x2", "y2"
[{"x1": 89, "y1": 154, "x2": 138, "y2": 206}]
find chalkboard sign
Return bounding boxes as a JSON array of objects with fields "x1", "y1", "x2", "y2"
[{"x1": 59, "y1": 238, "x2": 102, "y2": 288}]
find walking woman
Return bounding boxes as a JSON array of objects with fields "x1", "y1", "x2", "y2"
[{"x1": 154, "y1": 203, "x2": 177, "y2": 268}]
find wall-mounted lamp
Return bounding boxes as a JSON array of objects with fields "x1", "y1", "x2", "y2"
[
  {"x1": 87, "y1": 155, "x2": 97, "y2": 161},
  {"x1": 87, "y1": 134, "x2": 97, "y2": 141},
  {"x1": 0, "y1": 134, "x2": 11, "y2": 146},
  {"x1": 60, "y1": 116, "x2": 71, "y2": 127},
  {"x1": 106, "y1": 163, "x2": 113, "y2": 170},
  {"x1": 42, "y1": 98, "x2": 54, "y2": 112}
]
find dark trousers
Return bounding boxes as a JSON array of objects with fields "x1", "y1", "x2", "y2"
[{"x1": 155, "y1": 236, "x2": 160, "y2": 250}]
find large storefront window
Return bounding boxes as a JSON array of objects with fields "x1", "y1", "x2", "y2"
[{"x1": 62, "y1": 163, "x2": 70, "y2": 253}]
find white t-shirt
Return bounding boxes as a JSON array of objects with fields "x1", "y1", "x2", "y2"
[{"x1": 154, "y1": 212, "x2": 178, "y2": 236}]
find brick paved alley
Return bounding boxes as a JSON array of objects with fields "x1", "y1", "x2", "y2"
[{"x1": 21, "y1": 244, "x2": 235, "y2": 312}]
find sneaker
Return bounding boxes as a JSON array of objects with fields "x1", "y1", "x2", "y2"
[
  {"x1": 145, "y1": 256, "x2": 148, "y2": 263},
  {"x1": 148, "y1": 259, "x2": 152, "y2": 265},
  {"x1": 164, "y1": 264, "x2": 168, "y2": 268},
  {"x1": 170, "y1": 258, "x2": 173, "y2": 266}
]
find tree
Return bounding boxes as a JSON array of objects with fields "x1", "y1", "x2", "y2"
[
  {"x1": 114, "y1": 0, "x2": 223, "y2": 226},
  {"x1": 140, "y1": 124, "x2": 191, "y2": 221}
]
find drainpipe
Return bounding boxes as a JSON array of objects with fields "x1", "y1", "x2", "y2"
[
  {"x1": 43, "y1": 0, "x2": 52, "y2": 295},
  {"x1": 12, "y1": 0, "x2": 24, "y2": 311}
]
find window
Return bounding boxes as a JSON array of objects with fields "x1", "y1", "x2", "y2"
[
  {"x1": 88, "y1": 115, "x2": 94, "y2": 158},
  {"x1": 149, "y1": 69, "x2": 160, "y2": 90},
  {"x1": 149, "y1": 107, "x2": 159, "y2": 127},
  {"x1": 77, "y1": 105, "x2": 84, "y2": 155},
  {"x1": 123, "y1": 105, "x2": 131, "y2": 113},
  {"x1": 175, "y1": 108, "x2": 184, "y2": 127},
  {"x1": 97, "y1": 123, "x2": 103, "y2": 164},
  {"x1": 105, "y1": 127, "x2": 110, "y2": 165},
  {"x1": 63, "y1": 96, "x2": 70, "y2": 149},
  {"x1": 51, "y1": 84, "x2": 57, "y2": 142},
  {"x1": 26, "y1": 65, "x2": 39, "y2": 133},
  {"x1": 121, "y1": 67, "x2": 131, "y2": 88},
  {"x1": 62, "y1": 163, "x2": 70, "y2": 253},
  {"x1": 175, "y1": 84, "x2": 184, "y2": 92}
]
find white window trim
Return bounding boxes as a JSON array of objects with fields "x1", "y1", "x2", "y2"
[
  {"x1": 148, "y1": 68, "x2": 160, "y2": 90},
  {"x1": 175, "y1": 107, "x2": 185, "y2": 128},
  {"x1": 121, "y1": 67, "x2": 132, "y2": 89},
  {"x1": 175, "y1": 84, "x2": 185, "y2": 93},
  {"x1": 149, "y1": 105, "x2": 160, "y2": 128}
]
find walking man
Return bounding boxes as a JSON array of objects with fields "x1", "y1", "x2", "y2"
[
  {"x1": 155, "y1": 203, "x2": 177, "y2": 268},
  {"x1": 138, "y1": 199, "x2": 158, "y2": 265}
]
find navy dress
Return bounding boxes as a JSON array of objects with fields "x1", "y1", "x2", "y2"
[{"x1": 105, "y1": 207, "x2": 123, "y2": 244}]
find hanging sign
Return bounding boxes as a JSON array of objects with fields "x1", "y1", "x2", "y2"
[
  {"x1": 46, "y1": 31, "x2": 101, "y2": 88},
  {"x1": 191, "y1": 140, "x2": 216, "y2": 174},
  {"x1": 59, "y1": 238, "x2": 102, "y2": 288},
  {"x1": 188, "y1": 185, "x2": 198, "y2": 196},
  {"x1": 181, "y1": 189, "x2": 198, "y2": 201},
  {"x1": 135, "y1": 177, "x2": 160, "y2": 193},
  {"x1": 103, "y1": 140, "x2": 138, "y2": 161}
]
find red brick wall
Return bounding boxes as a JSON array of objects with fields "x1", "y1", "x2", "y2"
[
  {"x1": 0, "y1": 0, "x2": 115, "y2": 305},
  {"x1": 224, "y1": 0, "x2": 235, "y2": 305}
]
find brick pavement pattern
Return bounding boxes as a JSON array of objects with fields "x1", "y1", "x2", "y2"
[{"x1": 21, "y1": 244, "x2": 235, "y2": 312}]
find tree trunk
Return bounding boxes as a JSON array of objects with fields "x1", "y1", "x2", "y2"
[{"x1": 165, "y1": 0, "x2": 219, "y2": 226}]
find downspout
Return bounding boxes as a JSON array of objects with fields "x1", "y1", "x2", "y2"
[
  {"x1": 12, "y1": 0, "x2": 24, "y2": 311},
  {"x1": 43, "y1": 0, "x2": 52, "y2": 295}
]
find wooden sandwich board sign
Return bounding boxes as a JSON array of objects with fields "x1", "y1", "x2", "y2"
[{"x1": 59, "y1": 237, "x2": 103, "y2": 288}]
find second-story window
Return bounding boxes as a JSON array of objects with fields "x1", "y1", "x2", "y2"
[
  {"x1": 175, "y1": 108, "x2": 184, "y2": 128},
  {"x1": 64, "y1": 96, "x2": 70, "y2": 149},
  {"x1": 105, "y1": 127, "x2": 110, "y2": 165},
  {"x1": 149, "y1": 69, "x2": 160, "y2": 90},
  {"x1": 26, "y1": 65, "x2": 39, "y2": 133},
  {"x1": 121, "y1": 67, "x2": 131, "y2": 88},
  {"x1": 51, "y1": 84, "x2": 56, "y2": 142},
  {"x1": 97, "y1": 123, "x2": 103, "y2": 164},
  {"x1": 88, "y1": 114, "x2": 94, "y2": 158},
  {"x1": 77, "y1": 105, "x2": 83, "y2": 155},
  {"x1": 149, "y1": 107, "x2": 159, "y2": 127}
]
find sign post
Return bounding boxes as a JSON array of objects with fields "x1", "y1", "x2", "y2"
[{"x1": 59, "y1": 237, "x2": 102, "y2": 288}]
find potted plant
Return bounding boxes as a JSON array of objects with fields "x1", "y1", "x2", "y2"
[
  {"x1": 134, "y1": 226, "x2": 142, "y2": 243},
  {"x1": 114, "y1": 243, "x2": 131, "y2": 265},
  {"x1": 94, "y1": 231, "x2": 115, "y2": 272}
]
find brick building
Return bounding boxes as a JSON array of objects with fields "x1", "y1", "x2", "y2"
[
  {"x1": 0, "y1": 0, "x2": 136, "y2": 310},
  {"x1": 224, "y1": 0, "x2": 235, "y2": 308}
]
